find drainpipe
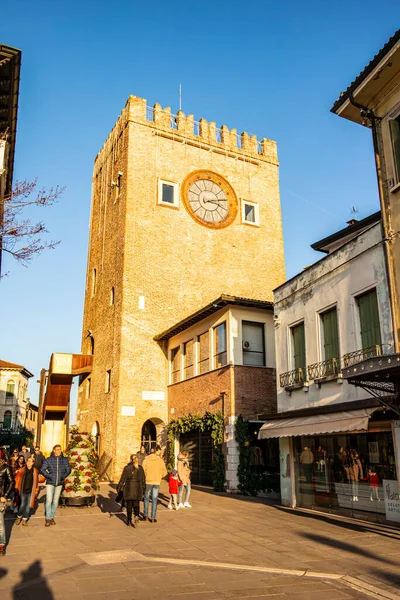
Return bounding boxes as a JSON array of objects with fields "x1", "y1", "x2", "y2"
[{"x1": 348, "y1": 93, "x2": 399, "y2": 353}]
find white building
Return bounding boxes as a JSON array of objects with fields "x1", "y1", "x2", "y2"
[
  {"x1": 260, "y1": 213, "x2": 400, "y2": 524},
  {"x1": 0, "y1": 360, "x2": 34, "y2": 430}
]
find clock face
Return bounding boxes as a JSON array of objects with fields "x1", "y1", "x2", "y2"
[{"x1": 182, "y1": 170, "x2": 238, "y2": 229}]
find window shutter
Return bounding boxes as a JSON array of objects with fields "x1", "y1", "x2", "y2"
[
  {"x1": 357, "y1": 289, "x2": 381, "y2": 349},
  {"x1": 292, "y1": 323, "x2": 306, "y2": 372},
  {"x1": 389, "y1": 118, "x2": 400, "y2": 181},
  {"x1": 322, "y1": 309, "x2": 339, "y2": 361}
]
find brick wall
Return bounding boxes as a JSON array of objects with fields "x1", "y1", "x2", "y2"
[{"x1": 234, "y1": 366, "x2": 277, "y2": 418}]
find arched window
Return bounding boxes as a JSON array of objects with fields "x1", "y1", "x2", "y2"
[
  {"x1": 3, "y1": 410, "x2": 12, "y2": 429},
  {"x1": 6, "y1": 380, "x2": 15, "y2": 401}
]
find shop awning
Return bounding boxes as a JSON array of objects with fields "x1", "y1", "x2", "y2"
[{"x1": 258, "y1": 407, "x2": 377, "y2": 439}]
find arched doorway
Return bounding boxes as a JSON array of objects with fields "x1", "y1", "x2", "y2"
[
  {"x1": 141, "y1": 418, "x2": 166, "y2": 454},
  {"x1": 91, "y1": 421, "x2": 100, "y2": 454}
]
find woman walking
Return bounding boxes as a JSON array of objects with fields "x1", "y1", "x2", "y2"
[
  {"x1": 177, "y1": 451, "x2": 192, "y2": 508},
  {"x1": 117, "y1": 455, "x2": 146, "y2": 528},
  {"x1": 14, "y1": 456, "x2": 39, "y2": 526}
]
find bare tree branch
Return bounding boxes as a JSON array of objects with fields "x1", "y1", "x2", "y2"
[{"x1": 1, "y1": 179, "x2": 63, "y2": 272}]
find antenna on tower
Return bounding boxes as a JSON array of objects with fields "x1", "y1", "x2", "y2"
[
  {"x1": 351, "y1": 206, "x2": 357, "y2": 219},
  {"x1": 179, "y1": 83, "x2": 182, "y2": 112}
]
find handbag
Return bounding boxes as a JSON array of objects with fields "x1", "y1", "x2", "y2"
[
  {"x1": 116, "y1": 490, "x2": 123, "y2": 504},
  {"x1": 38, "y1": 475, "x2": 46, "y2": 484}
]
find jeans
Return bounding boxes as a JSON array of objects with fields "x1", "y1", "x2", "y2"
[
  {"x1": 46, "y1": 484, "x2": 63, "y2": 520},
  {"x1": 0, "y1": 505, "x2": 5, "y2": 546},
  {"x1": 178, "y1": 483, "x2": 191, "y2": 505},
  {"x1": 143, "y1": 484, "x2": 160, "y2": 520},
  {"x1": 18, "y1": 492, "x2": 32, "y2": 520},
  {"x1": 169, "y1": 493, "x2": 178, "y2": 509}
]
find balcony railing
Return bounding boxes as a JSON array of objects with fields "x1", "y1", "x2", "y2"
[
  {"x1": 308, "y1": 358, "x2": 340, "y2": 380},
  {"x1": 279, "y1": 368, "x2": 306, "y2": 388},
  {"x1": 343, "y1": 345, "x2": 382, "y2": 368}
]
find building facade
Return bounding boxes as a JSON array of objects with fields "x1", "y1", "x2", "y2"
[
  {"x1": 0, "y1": 360, "x2": 33, "y2": 431},
  {"x1": 260, "y1": 214, "x2": 400, "y2": 524},
  {"x1": 77, "y1": 95, "x2": 285, "y2": 480}
]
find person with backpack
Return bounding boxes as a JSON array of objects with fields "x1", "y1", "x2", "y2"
[{"x1": 117, "y1": 455, "x2": 146, "y2": 527}]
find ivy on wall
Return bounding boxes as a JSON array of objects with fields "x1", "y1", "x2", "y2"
[{"x1": 167, "y1": 412, "x2": 225, "y2": 492}]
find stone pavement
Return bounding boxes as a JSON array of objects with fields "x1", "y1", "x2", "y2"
[{"x1": 0, "y1": 482, "x2": 399, "y2": 600}]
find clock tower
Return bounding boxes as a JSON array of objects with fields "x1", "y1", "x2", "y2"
[{"x1": 78, "y1": 95, "x2": 285, "y2": 479}]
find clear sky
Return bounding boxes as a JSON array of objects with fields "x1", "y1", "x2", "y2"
[{"x1": 1, "y1": 0, "x2": 399, "y2": 418}]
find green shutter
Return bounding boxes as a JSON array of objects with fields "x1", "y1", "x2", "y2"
[
  {"x1": 292, "y1": 323, "x2": 306, "y2": 373},
  {"x1": 357, "y1": 289, "x2": 382, "y2": 349},
  {"x1": 322, "y1": 309, "x2": 339, "y2": 361},
  {"x1": 389, "y1": 118, "x2": 400, "y2": 181}
]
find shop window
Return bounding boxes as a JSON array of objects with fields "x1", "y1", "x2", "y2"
[
  {"x1": 242, "y1": 321, "x2": 265, "y2": 366},
  {"x1": 170, "y1": 346, "x2": 181, "y2": 384},
  {"x1": 290, "y1": 321, "x2": 306, "y2": 382},
  {"x1": 356, "y1": 289, "x2": 381, "y2": 350},
  {"x1": 198, "y1": 331, "x2": 210, "y2": 374},
  {"x1": 183, "y1": 339, "x2": 194, "y2": 379},
  {"x1": 214, "y1": 322, "x2": 227, "y2": 368}
]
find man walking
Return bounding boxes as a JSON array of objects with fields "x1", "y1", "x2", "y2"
[
  {"x1": 33, "y1": 446, "x2": 45, "y2": 471},
  {"x1": 40, "y1": 444, "x2": 71, "y2": 527},
  {"x1": 142, "y1": 446, "x2": 167, "y2": 523},
  {"x1": 0, "y1": 455, "x2": 13, "y2": 555},
  {"x1": 19, "y1": 445, "x2": 31, "y2": 462}
]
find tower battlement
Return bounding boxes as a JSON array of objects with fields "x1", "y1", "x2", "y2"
[{"x1": 95, "y1": 95, "x2": 278, "y2": 167}]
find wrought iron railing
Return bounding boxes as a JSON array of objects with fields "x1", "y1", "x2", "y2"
[
  {"x1": 343, "y1": 345, "x2": 382, "y2": 368},
  {"x1": 279, "y1": 368, "x2": 306, "y2": 388},
  {"x1": 308, "y1": 358, "x2": 340, "y2": 380}
]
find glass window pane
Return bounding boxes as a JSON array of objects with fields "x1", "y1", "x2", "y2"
[
  {"x1": 162, "y1": 184, "x2": 174, "y2": 204},
  {"x1": 245, "y1": 204, "x2": 255, "y2": 222},
  {"x1": 184, "y1": 339, "x2": 194, "y2": 379},
  {"x1": 214, "y1": 322, "x2": 227, "y2": 367},
  {"x1": 198, "y1": 332, "x2": 209, "y2": 374},
  {"x1": 171, "y1": 346, "x2": 181, "y2": 383},
  {"x1": 242, "y1": 321, "x2": 265, "y2": 366}
]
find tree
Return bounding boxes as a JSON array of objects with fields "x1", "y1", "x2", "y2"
[{"x1": 0, "y1": 179, "x2": 63, "y2": 274}]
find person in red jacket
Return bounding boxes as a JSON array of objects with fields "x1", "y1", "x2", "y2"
[
  {"x1": 367, "y1": 467, "x2": 380, "y2": 502},
  {"x1": 168, "y1": 469, "x2": 182, "y2": 511}
]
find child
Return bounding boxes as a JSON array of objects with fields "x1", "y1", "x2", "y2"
[
  {"x1": 168, "y1": 469, "x2": 182, "y2": 510},
  {"x1": 367, "y1": 467, "x2": 380, "y2": 501}
]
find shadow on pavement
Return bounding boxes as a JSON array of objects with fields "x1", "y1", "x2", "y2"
[
  {"x1": 300, "y1": 531, "x2": 399, "y2": 567},
  {"x1": 12, "y1": 560, "x2": 53, "y2": 599},
  {"x1": 0, "y1": 567, "x2": 7, "y2": 580},
  {"x1": 272, "y1": 504, "x2": 400, "y2": 541},
  {"x1": 369, "y1": 566, "x2": 400, "y2": 588}
]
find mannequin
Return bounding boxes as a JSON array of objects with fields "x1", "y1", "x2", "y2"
[
  {"x1": 300, "y1": 446, "x2": 314, "y2": 484},
  {"x1": 348, "y1": 450, "x2": 363, "y2": 501}
]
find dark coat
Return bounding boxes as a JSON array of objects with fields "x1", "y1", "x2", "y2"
[
  {"x1": 40, "y1": 454, "x2": 71, "y2": 487},
  {"x1": 34, "y1": 452, "x2": 45, "y2": 471},
  {"x1": 117, "y1": 463, "x2": 146, "y2": 501},
  {"x1": 0, "y1": 462, "x2": 14, "y2": 498}
]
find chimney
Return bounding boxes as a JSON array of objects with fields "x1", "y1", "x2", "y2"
[{"x1": 346, "y1": 219, "x2": 358, "y2": 226}]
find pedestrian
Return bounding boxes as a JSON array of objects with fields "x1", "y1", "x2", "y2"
[
  {"x1": 168, "y1": 468, "x2": 182, "y2": 510},
  {"x1": 40, "y1": 444, "x2": 71, "y2": 527},
  {"x1": 0, "y1": 454, "x2": 13, "y2": 556},
  {"x1": 142, "y1": 445, "x2": 167, "y2": 523},
  {"x1": 13, "y1": 455, "x2": 25, "y2": 476},
  {"x1": 117, "y1": 455, "x2": 146, "y2": 527},
  {"x1": 14, "y1": 456, "x2": 39, "y2": 527},
  {"x1": 19, "y1": 445, "x2": 31, "y2": 462},
  {"x1": 33, "y1": 446, "x2": 45, "y2": 471},
  {"x1": 136, "y1": 445, "x2": 147, "y2": 467},
  {"x1": 9, "y1": 449, "x2": 20, "y2": 470},
  {"x1": 12, "y1": 455, "x2": 25, "y2": 514},
  {"x1": 177, "y1": 451, "x2": 192, "y2": 508}
]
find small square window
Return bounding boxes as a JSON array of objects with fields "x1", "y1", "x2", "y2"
[
  {"x1": 158, "y1": 179, "x2": 179, "y2": 208},
  {"x1": 241, "y1": 200, "x2": 259, "y2": 226}
]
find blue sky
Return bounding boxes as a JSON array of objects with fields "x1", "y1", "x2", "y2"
[{"x1": 1, "y1": 0, "x2": 399, "y2": 416}]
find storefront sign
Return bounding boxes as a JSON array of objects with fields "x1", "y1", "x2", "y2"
[{"x1": 383, "y1": 479, "x2": 400, "y2": 523}]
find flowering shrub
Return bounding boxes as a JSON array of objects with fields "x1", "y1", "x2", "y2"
[{"x1": 61, "y1": 428, "x2": 99, "y2": 497}]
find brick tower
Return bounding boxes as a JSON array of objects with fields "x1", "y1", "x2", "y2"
[{"x1": 77, "y1": 95, "x2": 285, "y2": 479}]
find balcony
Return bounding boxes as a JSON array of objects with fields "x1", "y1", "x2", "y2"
[
  {"x1": 343, "y1": 345, "x2": 382, "y2": 368},
  {"x1": 279, "y1": 368, "x2": 306, "y2": 388},
  {"x1": 307, "y1": 358, "x2": 341, "y2": 381}
]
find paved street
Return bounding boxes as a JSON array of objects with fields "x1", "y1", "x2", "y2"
[{"x1": 0, "y1": 483, "x2": 399, "y2": 600}]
